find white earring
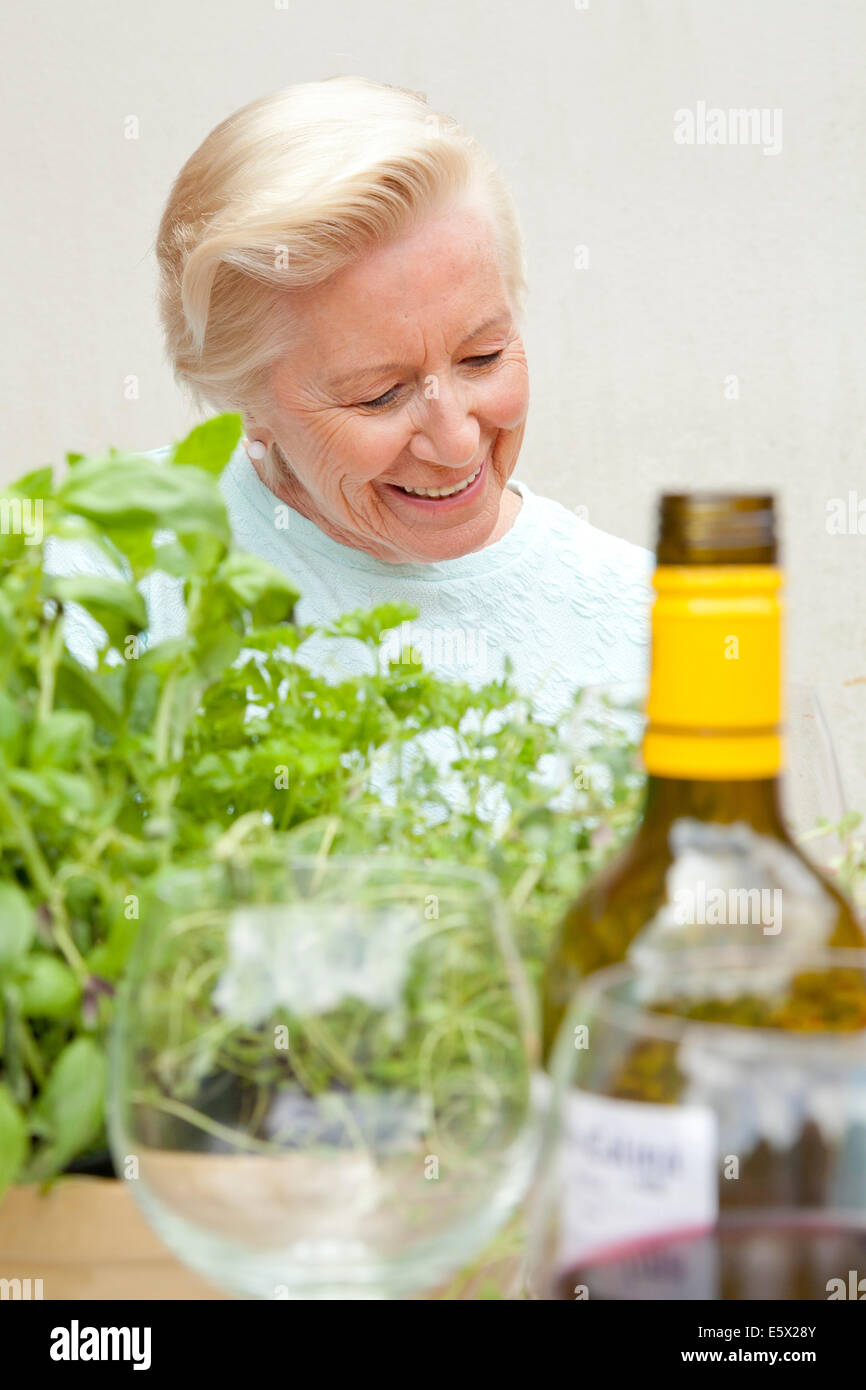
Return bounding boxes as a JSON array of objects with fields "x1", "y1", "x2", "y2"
[{"x1": 246, "y1": 439, "x2": 267, "y2": 461}]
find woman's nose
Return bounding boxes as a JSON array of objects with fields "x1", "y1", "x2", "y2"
[{"x1": 409, "y1": 381, "x2": 481, "y2": 468}]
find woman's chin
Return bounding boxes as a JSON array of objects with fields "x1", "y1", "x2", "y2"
[
  {"x1": 388, "y1": 502, "x2": 503, "y2": 562},
  {"x1": 375, "y1": 466, "x2": 511, "y2": 561}
]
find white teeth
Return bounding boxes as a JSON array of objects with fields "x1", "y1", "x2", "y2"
[{"x1": 399, "y1": 463, "x2": 482, "y2": 498}]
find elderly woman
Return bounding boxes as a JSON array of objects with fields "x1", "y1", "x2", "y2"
[{"x1": 75, "y1": 76, "x2": 652, "y2": 719}]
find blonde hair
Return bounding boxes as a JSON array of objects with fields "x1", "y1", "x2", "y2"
[{"x1": 156, "y1": 75, "x2": 527, "y2": 431}]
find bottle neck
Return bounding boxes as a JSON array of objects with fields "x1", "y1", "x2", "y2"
[
  {"x1": 643, "y1": 564, "x2": 784, "y2": 781},
  {"x1": 640, "y1": 772, "x2": 790, "y2": 838}
]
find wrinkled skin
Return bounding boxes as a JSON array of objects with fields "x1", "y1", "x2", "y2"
[{"x1": 245, "y1": 196, "x2": 530, "y2": 563}]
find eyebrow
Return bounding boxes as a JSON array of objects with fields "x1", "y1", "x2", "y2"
[{"x1": 327, "y1": 313, "x2": 511, "y2": 391}]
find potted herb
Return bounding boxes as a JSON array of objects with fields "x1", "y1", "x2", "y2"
[{"x1": 0, "y1": 416, "x2": 646, "y2": 1297}]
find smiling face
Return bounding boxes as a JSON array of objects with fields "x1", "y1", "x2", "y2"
[{"x1": 249, "y1": 196, "x2": 530, "y2": 562}]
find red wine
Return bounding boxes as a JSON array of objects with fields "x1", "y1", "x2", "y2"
[{"x1": 556, "y1": 1214, "x2": 866, "y2": 1300}]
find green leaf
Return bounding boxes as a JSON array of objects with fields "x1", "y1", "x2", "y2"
[
  {"x1": 55, "y1": 653, "x2": 122, "y2": 734},
  {"x1": 140, "y1": 636, "x2": 194, "y2": 675},
  {"x1": 33, "y1": 1038, "x2": 106, "y2": 1173},
  {"x1": 7, "y1": 768, "x2": 96, "y2": 815},
  {"x1": 46, "y1": 770, "x2": 98, "y2": 815},
  {"x1": 29, "y1": 710, "x2": 94, "y2": 770},
  {"x1": 214, "y1": 550, "x2": 300, "y2": 626},
  {"x1": 0, "y1": 690, "x2": 24, "y2": 762},
  {"x1": 46, "y1": 575, "x2": 147, "y2": 647},
  {"x1": 57, "y1": 456, "x2": 231, "y2": 546},
  {"x1": 87, "y1": 911, "x2": 141, "y2": 981},
  {"x1": 16, "y1": 953, "x2": 81, "y2": 1019},
  {"x1": 327, "y1": 603, "x2": 418, "y2": 646},
  {"x1": 6, "y1": 770, "x2": 56, "y2": 807},
  {"x1": 0, "y1": 1085, "x2": 27, "y2": 1198},
  {"x1": 7, "y1": 467, "x2": 54, "y2": 501},
  {"x1": 150, "y1": 539, "x2": 195, "y2": 579},
  {"x1": 0, "y1": 882, "x2": 35, "y2": 976},
  {"x1": 0, "y1": 524, "x2": 26, "y2": 563},
  {"x1": 175, "y1": 529, "x2": 227, "y2": 577},
  {"x1": 171, "y1": 413, "x2": 243, "y2": 475},
  {"x1": 46, "y1": 513, "x2": 131, "y2": 570},
  {"x1": 192, "y1": 624, "x2": 244, "y2": 683}
]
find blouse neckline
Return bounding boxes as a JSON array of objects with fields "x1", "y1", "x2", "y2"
[{"x1": 223, "y1": 451, "x2": 544, "y2": 582}]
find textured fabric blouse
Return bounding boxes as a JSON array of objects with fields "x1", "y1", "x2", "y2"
[{"x1": 52, "y1": 440, "x2": 654, "y2": 723}]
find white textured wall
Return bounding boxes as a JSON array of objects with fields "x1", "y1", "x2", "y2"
[{"x1": 3, "y1": 0, "x2": 865, "y2": 807}]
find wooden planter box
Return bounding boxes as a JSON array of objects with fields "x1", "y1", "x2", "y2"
[
  {"x1": 0, "y1": 1169, "x2": 526, "y2": 1300},
  {"x1": 0, "y1": 1179, "x2": 226, "y2": 1301}
]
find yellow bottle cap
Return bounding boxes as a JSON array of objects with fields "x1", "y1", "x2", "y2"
[{"x1": 643, "y1": 565, "x2": 784, "y2": 779}]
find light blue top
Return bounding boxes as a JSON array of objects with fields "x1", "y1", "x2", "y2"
[{"x1": 52, "y1": 440, "x2": 653, "y2": 722}]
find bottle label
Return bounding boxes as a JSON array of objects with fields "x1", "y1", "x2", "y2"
[{"x1": 557, "y1": 1089, "x2": 719, "y2": 1272}]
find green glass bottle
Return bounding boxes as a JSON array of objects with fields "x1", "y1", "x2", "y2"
[{"x1": 542, "y1": 492, "x2": 865, "y2": 1061}]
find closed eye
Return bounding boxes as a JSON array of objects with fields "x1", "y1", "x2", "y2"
[
  {"x1": 359, "y1": 383, "x2": 403, "y2": 410},
  {"x1": 357, "y1": 350, "x2": 504, "y2": 410},
  {"x1": 463, "y1": 351, "x2": 503, "y2": 367}
]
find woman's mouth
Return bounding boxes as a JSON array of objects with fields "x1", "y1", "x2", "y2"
[
  {"x1": 386, "y1": 455, "x2": 488, "y2": 510},
  {"x1": 399, "y1": 461, "x2": 482, "y2": 498}
]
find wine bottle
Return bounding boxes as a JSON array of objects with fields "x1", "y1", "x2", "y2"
[{"x1": 542, "y1": 492, "x2": 865, "y2": 1061}]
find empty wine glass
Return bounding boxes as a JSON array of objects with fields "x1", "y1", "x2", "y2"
[
  {"x1": 563, "y1": 680, "x2": 848, "y2": 868},
  {"x1": 109, "y1": 849, "x2": 539, "y2": 1299},
  {"x1": 784, "y1": 682, "x2": 848, "y2": 866}
]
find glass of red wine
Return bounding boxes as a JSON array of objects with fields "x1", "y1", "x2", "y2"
[{"x1": 530, "y1": 946, "x2": 866, "y2": 1300}]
